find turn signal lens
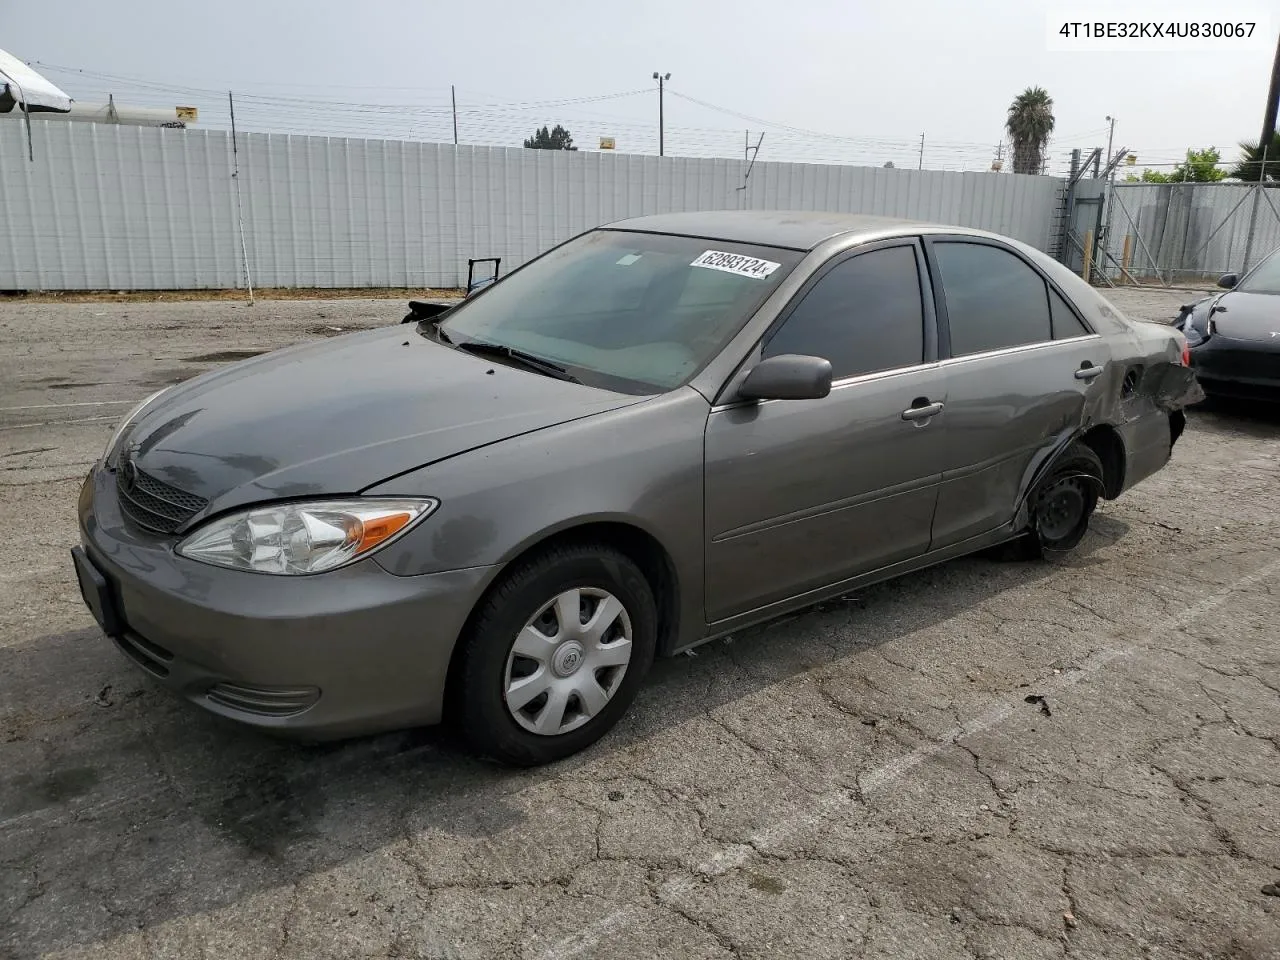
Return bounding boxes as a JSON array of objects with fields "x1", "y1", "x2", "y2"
[{"x1": 177, "y1": 498, "x2": 438, "y2": 575}]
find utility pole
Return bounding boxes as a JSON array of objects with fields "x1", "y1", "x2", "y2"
[
  {"x1": 228, "y1": 91, "x2": 254, "y2": 304},
  {"x1": 992, "y1": 141, "x2": 1004, "y2": 171},
  {"x1": 1242, "y1": 144, "x2": 1270, "y2": 273},
  {"x1": 737, "y1": 132, "x2": 765, "y2": 205},
  {"x1": 1104, "y1": 115, "x2": 1116, "y2": 173},
  {"x1": 1100, "y1": 115, "x2": 1118, "y2": 283},
  {"x1": 918, "y1": 132, "x2": 925, "y2": 170},
  {"x1": 1256, "y1": 28, "x2": 1280, "y2": 181},
  {"x1": 451, "y1": 85, "x2": 458, "y2": 146},
  {"x1": 653, "y1": 72, "x2": 670, "y2": 156}
]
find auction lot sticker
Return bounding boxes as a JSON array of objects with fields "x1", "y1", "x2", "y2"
[{"x1": 690, "y1": 250, "x2": 781, "y2": 279}]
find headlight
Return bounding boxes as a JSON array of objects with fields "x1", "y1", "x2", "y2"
[
  {"x1": 103, "y1": 387, "x2": 168, "y2": 462},
  {"x1": 176, "y1": 498, "x2": 438, "y2": 575}
]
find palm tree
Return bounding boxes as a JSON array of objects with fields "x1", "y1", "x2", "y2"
[
  {"x1": 1006, "y1": 87, "x2": 1055, "y2": 175},
  {"x1": 1227, "y1": 133, "x2": 1280, "y2": 183}
]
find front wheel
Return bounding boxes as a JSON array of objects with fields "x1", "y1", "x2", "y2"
[{"x1": 452, "y1": 543, "x2": 657, "y2": 766}]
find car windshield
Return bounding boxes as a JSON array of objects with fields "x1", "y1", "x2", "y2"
[
  {"x1": 435, "y1": 230, "x2": 803, "y2": 393},
  {"x1": 1238, "y1": 248, "x2": 1280, "y2": 294}
]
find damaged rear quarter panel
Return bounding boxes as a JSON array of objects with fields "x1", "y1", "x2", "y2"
[
  {"x1": 1007, "y1": 263, "x2": 1203, "y2": 525},
  {"x1": 1099, "y1": 319, "x2": 1203, "y2": 495}
]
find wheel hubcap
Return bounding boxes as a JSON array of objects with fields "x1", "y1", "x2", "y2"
[{"x1": 503, "y1": 587, "x2": 633, "y2": 737}]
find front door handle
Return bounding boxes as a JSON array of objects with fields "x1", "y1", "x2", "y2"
[
  {"x1": 901, "y1": 400, "x2": 944, "y2": 421},
  {"x1": 1074, "y1": 363, "x2": 1103, "y2": 380}
]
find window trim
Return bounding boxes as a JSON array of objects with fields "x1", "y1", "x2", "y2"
[
  {"x1": 754, "y1": 237, "x2": 938, "y2": 381},
  {"x1": 922, "y1": 236, "x2": 1095, "y2": 361}
]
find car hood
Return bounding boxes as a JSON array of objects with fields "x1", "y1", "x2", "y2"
[
  {"x1": 1212, "y1": 290, "x2": 1280, "y2": 343},
  {"x1": 122, "y1": 325, "x2": 644, "y2": 518}
]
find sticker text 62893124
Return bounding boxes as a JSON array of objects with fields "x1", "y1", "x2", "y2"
[{"x1": 690, "y1": 250, "x2": 782, "y2": 280}]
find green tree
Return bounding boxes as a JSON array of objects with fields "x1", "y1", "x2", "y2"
[
  {"x1": 1126, "y1": 147, "x2": 1227, "y2": 183},
  {"x1": 1125, "y1": 168, "x2": 1175, "y2": 183},
  {"x1": 523, "y1": 124, "x2": 577, "y2": 150},
  {"x1": 1227, "y1": 133, "x2": 1280, "y2": 183},
  {"x1": 1005, "y1": 87, "x2": 1055, "y2": 175}
]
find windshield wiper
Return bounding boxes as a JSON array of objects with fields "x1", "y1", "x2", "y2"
[{"x1": 451, "y1": 338, "x2": 580, "y2": 383}]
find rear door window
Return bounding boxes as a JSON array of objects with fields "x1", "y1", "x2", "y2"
[{"x1": 933, "y1": 242, "x2": 1052, "y2": 356}]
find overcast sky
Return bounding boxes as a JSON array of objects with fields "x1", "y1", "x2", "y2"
[{"x1": 4, "y1": 0, "x2": 1277, "y2": 173}]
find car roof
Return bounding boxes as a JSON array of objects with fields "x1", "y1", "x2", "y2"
[{"x1": 601, "y1": 210, "x2": 946, "y2": 251}]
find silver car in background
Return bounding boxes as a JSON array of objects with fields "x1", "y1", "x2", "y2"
[{"x1": 73, "y1": 211, "x2": 1201, "y2": 765}]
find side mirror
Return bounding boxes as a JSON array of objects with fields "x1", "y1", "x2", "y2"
[
  {"x1": 738, "y1": 354, "x2": 833, "y2": 402},
  {"x1": 1217, "y1": 273, "x2": 1238, "y2": 289},
  {"x1": 402, "y1": 300, "x2": 455, "y2": 324}
]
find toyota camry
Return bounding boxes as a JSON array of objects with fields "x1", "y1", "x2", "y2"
[{"x1": 73, "y1": 211, "x2": 1201, "y2": 765}]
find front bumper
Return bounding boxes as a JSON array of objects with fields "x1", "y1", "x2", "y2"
[
  {"x1": 1189, "y1": 336, "x2": 1280, "y2": 399},
  {"x1": 75, "y1": 464, "x2": 497, "y2": 739}
]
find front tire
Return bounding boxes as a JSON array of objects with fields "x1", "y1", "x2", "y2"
[{"x1": 452, "y1": 542, "x2": 657, "y2": 766}]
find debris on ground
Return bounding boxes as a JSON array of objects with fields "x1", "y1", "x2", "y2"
[
  {"x1": 1024, "y1": 694, "x2": 1052, "y2": 716},
  {"x1": 92, "y1": 684, "x2": 113, "y2": 708}
]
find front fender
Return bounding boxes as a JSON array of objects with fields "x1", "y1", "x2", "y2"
[{"x1": 363, "y1": 387, "x2": 712, "y2": 650}]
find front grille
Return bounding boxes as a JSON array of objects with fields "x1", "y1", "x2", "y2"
[
  {"x1": 116, "y1": 463, "x2": 208, "y2": 534},
  {"x1": 206, "y1": 682, "x2": 321, "y2": 718}
]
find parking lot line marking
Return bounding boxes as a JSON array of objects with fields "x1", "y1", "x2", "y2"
[
  {"x1": 0, "y1": 416, "x2": 116, "y2": 431},
  {"x1": 540, "y1": 554, "x2": 1280, "y2": 960},
  {"x1": 0, "y1": 400, "x2": 136, "y2": 411}
]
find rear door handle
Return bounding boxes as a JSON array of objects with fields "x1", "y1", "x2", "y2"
[
  {"x1": 901, "y1": 400, "x2": 944, "y2": 421},
  {"x1": 1075, "y1": 363, "x2": 1103, "y2": 380}
]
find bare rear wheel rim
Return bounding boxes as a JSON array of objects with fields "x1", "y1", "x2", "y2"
[
  {"x1": 1037, "y1": 477, "x2": 1088, "y2": 542},
  {"x1": 503, "y1": 587, "x2": 633, "y2": 737}
]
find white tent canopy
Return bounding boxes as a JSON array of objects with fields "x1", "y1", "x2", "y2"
[{"x1": 0, "y1": 49, "x2": 71, "y2": 113}]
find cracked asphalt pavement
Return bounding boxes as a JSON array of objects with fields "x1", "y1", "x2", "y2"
[{"x1": 2, "y1": 288, "x2": 1279, "y2": 959}]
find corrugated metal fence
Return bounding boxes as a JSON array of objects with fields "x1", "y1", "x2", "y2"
[
  {"x1": 1098, "y1": 181, "x2": 1280, "y2": 284},
  {"x1": 1, "y1": 120, "x2": 1067, "y2": 291}
]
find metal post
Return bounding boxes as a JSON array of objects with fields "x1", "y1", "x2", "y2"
[
  {"x1": 1099, "y1": 115, "x2": 1117, "y2": 280},
  {"x1": 18, "y1": 80, "x2": 32, "y2": 162},
  {"x1": 918, "y1": 132, "x2": 925, "y2": 170},
  {"x1": 1242, "y1": 145, "x2": 1269, "y2": 274},
  {"x1": 653, "y1": 72, "x2": 670, "y2": 156},
  {"x1": 228, "y1": 91, "x2": 254, "y2": 304},
  {"x1": 451, "y1": 85, "x2": 458, "y2": 145}
]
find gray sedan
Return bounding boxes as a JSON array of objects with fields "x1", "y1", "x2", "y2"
[{"x1": 72, "y1": 211, "x2": 1201, "y2": 765}]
